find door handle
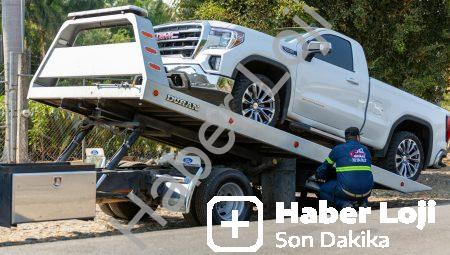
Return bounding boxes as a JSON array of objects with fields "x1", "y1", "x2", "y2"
[{"x1": 346, "y1": 78, "x2": 359, "y2": 85}]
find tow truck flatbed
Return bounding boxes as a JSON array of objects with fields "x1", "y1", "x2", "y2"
[{"x1": 0, "y1": 5, "x2": 430, "y2": 227}]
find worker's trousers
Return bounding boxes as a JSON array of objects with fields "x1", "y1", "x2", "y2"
[{"x1": 319, "y1": 180, "x2": 368, "y2": 210}]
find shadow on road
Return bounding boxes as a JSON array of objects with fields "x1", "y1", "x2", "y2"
[{"x1": 0, "y1": 215, "x2": 193, "y2": 248}]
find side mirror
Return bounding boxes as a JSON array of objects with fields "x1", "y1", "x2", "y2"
[{"x1": 303, "y1": 41, "x2": 332, "y2": 62}]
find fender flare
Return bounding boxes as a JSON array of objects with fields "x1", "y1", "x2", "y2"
[
  {"x1": 231, "y1": 55, "x2": 292, "y2": 124},
  {"x1": 376, "y1": 115, "x2": 433, "y2": 165}
]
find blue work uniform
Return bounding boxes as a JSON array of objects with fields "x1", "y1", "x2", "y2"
[{"x1": 316, "y1": 140, "x2": 374, "y2": 209}]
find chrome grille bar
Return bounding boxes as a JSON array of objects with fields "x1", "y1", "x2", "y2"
[{"x1": 154, "y1": 23, "x2": 204, "y2": 58}]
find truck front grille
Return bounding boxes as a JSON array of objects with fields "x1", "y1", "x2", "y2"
[{"x1": 154, "y1": 23, "x2": 203, "y2": 58}]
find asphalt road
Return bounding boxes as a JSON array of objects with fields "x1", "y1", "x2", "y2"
[{"x1": 1, "y1": 203, "x2": 449, "y2": 255}]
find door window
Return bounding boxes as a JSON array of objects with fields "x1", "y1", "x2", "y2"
[{"x1": 313, "y1": 34, "x2": 354, "y2": 72}]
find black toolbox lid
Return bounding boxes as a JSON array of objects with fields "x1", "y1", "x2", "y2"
[{"x1": 0, "y1": 162, "x2": 95, "y2": 174}]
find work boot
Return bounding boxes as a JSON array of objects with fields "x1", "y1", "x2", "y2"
[
  {"x1": 359, "y1": 199, "x2": 369, "y2": 208},
  {"x1": 341, "y1": 200, "x2": 359, "y2": 210}
]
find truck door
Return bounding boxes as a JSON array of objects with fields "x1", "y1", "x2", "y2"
[{"x1": 293, "y1": 33, "x2": 369, "y2": 137}]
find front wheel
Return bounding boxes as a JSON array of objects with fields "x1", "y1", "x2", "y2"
[
  {"x1": 380, "y1": 131, "x2": 424, "y2": 180},
  {"x1": 230, "y1": 74, "x2": 280, "y2": 126}
]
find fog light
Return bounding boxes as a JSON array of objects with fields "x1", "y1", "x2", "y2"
[{"x1": 209, "y1": 55, "x2": 221, "y2": 70}]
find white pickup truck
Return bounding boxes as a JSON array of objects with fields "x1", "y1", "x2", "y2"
[{"x1": 154, "y1": 20, "x2": 449, "y2": 180}]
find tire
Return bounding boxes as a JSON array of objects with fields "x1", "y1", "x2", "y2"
[
  {"x1": 182, "y1": 211, "x2": 200, "y2": 226},
  {"x1": 108, "y1": 202, "x2": 141, "y2": 220},
  {"x1": 194, "y1": 168, "x2": 253, "y2": 226},
  {"x1": 108, "y1": 202, "x2": 158, "y2": 221},
  {"x1": 230, "y1": 74, "x2": 280, "y2": 126},
  {"x1": 99, "y1": 203, "x2": 117, "y2": 217},
  {"x1": 380, "y1": 131, "x2": 424, "y2": 180},
  {"x1": 182, "y1": 196, "x2": 200, "y2": 226}
]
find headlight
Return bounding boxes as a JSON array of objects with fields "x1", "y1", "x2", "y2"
[{"x1": 206, "y1": 27, "x2": 245, "y2": 49}]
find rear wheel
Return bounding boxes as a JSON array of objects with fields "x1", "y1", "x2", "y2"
[
  {"x1": 380, "y1": 131, "x2": 424, "y2": 180},
  {"x1": 230, "y1": 74, "x2": 280, "y2": 126},
  {"x1": 104, "y1": 202, "x2": 158, "y2": 221},
  {"x1": 193, "y1": 168, "x2": 253, "y2": 225}
]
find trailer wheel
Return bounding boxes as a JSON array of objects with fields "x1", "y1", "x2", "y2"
[
  {"x1": 380, "y1": 131, "x2": 424, "y2": 180},
  {"x1": 230, "y1": 74, "x2": 280, "y2": 126},
  {"x1": 99, "y1": 203, "x2": 117, "y2": 217},
  {"x1": 194, "y1": 168, "x2": 253, "y2": 225}
]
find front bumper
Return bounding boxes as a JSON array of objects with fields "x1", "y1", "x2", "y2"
[{"x1": 165, "y1": 64, "x2": 234, "y2": 94}]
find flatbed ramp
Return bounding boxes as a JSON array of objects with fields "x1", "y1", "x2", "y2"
[{"x1": 28, "y1": 6, "x2": 429, "y2": 195}]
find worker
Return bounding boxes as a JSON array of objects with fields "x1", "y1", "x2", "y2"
[{"x1": 315, "y1": 127, "x2": 374, "y2": 209}]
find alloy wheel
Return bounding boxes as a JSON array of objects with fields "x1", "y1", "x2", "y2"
[
  {"x1": 395, "y1": 139, "x2": 421, "y2": 178},
  {"x1": 241, "y1": 83, "x2": 276, "y2": 124}
]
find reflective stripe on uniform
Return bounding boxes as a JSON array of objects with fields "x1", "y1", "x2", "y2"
[
  {"x1": 335, "y1": 166, "x2": 371, "y2": 173},
  {"x1": 342, "y1": 188, "x2": 371, "y2": 198},
  {"x1": 325, "y1": 157, "x2": 334, "y2": 164}
]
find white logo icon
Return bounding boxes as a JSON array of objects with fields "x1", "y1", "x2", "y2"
[
  {"x1": 207, "y1": 196, "x2": 264, "y2": 252},
  {"x1": 221, "y1": 210, "x2": 249, "y2": 238}
]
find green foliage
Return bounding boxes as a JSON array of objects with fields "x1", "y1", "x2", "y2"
[
  {"x1": 25, "y1": 0, "x2": 173, "y2": 62},
  {"x1": 28, "y1": 101, "x2": 80, "y2": 161},
  {"x1": 303, "y1": 0, "x2": 449, "y2": 103},
  {"x1": 440, "y1": 68, "x2": 450, "y2": 111},
  {"x1": 177, "y1": 0, "x2": 314, "y2": 35},
  {"x1": 74, "y1": 27, "x2": 135, "y2": 46},
  {"x1": 104, "y1": 0, "x2": 173, "y2": 25},
  {"x1": 175, "y1": 0, "x2": 205, "y2": 20},
  {"x1": 194, "y1": 2, "x2": 229, "y2": 21},
  {"x1": 25, "y1": 1, "x2": 104, "y2": 60}
]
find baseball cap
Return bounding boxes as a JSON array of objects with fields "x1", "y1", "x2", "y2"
[{"x1": 345, "y1": 127, "x2": 361, "y2": 137}]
